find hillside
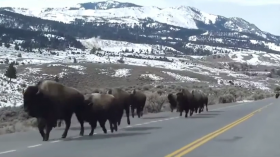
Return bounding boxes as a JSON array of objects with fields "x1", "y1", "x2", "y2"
[{"x1": 0, "y1": 0, "x2": 280, "y2": 54}]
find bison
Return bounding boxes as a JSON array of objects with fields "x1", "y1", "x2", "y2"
[
  {"x1": 276, "y1": 93, "x2": 279, "y2": 99},
  {"x1": 191, "y1": 90, "x2": 204, "y2": 113},
  {"x1": 130, "y1": 89, "x2": 146, "y2": 118},
  {"x1": 107, "y1": 88, "x2": 131, "y2": 125},
  {"x1": 83, "y1": 93, "x2": 119, "y2": 135},
  {"x1": 191, "y1": 90, "x2": 207, "y2": 114},
  {"x1": 176, "y1": 88, "x2": 194, "y2": 118},
  {"x1": 200, "y1": 92, "x2": 209, "y2": 112},
  {"x1": 167, "y1": 93, "x2": 179, "y2": 112},
  {"x1": 22, "y1": 80, "x2": 86, "y2": 141}
]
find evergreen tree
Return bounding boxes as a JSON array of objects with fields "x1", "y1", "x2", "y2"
[
  {"x1": 5, "y1": 62, "x2": 17, "y2": 82},
  {"x1": 15, "y1": 44, "x2": 19, "y2": 50},
  {"x1": 90, "y1": 47, "x2": 97, "y2": 54}
]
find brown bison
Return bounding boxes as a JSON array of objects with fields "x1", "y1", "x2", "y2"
[
  {"x1": 176, "y1": 88, "x2": 194, "y2": 118},
  {"x1": 22, "y1": 80, "x2": 86, "y2": 141},
  {"x1": 83, "y1": 93, "x2": 119, "y2": 135},
  {"x1": 130, "y1": 89, "x2": 146, "y2": 118},
  {"x1": 107, "y1": 88, "x2": 131, "y2": 125},
  {"x1": 191, "y1": 90, "x2": 208, "y2": 114},
  {"x1": 200, "y1": 92, "x2": 209, "y2": 112},
  {"x1": 167, "y1": 93, "x2": 179, "y2": 112}
]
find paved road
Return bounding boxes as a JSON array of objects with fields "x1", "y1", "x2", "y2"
[{"x1": 0, "y1": 97, "x2": 277, "y2": 157}]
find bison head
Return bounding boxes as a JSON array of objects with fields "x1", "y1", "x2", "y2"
[
  {"x1": 276, "y1": 93, "x2": 279, "y2": 99},
  {"x1": 22, "y1": 86, "x2": 46, "y2": 117},
  {"x1": 167, "y1": 94, "x2": 177, "y2": 111},
  {"x1": 176, "y1": 92, "x2": 184, "y2": 102}
]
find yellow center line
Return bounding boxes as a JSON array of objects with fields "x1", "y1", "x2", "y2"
[
  {"x1": 165, "y1": 103, "x2": 273, "y2": 157},
  {"x1": 174, "y1": 114, "x2": 253, "y2": 157}
]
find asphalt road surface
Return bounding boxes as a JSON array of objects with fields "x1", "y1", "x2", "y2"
[{"x1": 0, "y1": 97, "x2": 277, "y2": 157}]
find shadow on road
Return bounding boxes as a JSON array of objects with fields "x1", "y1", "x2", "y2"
[
  {"x1": 189, "y1": 115, "x2": 216, "y2": 118},
  {"x1": 198, "y1": 113, "x2": 220, "y2": 116},
  {"x1": 123, "y1": 126, "x2": 162, "y2": 131},
  {"x1": 57, "y1": 125, "x2": 95, "y2": 131},
  {"x1": 141, "y1": 116, "x2": 170, "y2": 119},
  {"x1": 208, "y1": 110, "x2": 224, "y2": 112},
  {"x1": 63, "y1": 132, "x2": 151, "y2": 141}
]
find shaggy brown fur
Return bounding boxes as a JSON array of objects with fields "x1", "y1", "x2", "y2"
[
  {"x1": 107, "y1": 88, "x2": 131, "y2": 126},
  {"x1": 130, "y1": 89, "x2": 147, "y2": 118},
  {"x1": 83, "y1": 93, "x2": 119, "y2": 135},
  {"x1": 23, "y1": 80, "x2": 85, "y2": 141}
]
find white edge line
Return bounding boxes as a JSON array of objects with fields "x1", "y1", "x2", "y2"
[
  {"x1": 0, "y1": 150, "x2": 16, "y2": 154},
  {"x1": 28, "y1": 144, "x2": 42, "y2": 148}
]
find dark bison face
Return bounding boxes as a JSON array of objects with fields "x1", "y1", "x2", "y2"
[
  {"x1": 167, "y1": 94, "x2": 172, "y2": 101},
  {"x1": 176, "y1": 92, "x2": 184, "y2": 102},
  {"x1": 22, "y1": 86, "x2": 43, "y2": 117},
  {"x1": 276, "y1": 93, "x2": 279, "y2": 99}
]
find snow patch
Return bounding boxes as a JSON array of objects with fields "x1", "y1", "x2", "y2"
[
  {"x1": 140, "y1": 74, "x2": 163, "y2": 81},
  {"x1": 162, "y1": 71, "x2": 200, "y2": 82},
  {"x1": 112, "y1": 69, "x2": 131, "y2": 77}
]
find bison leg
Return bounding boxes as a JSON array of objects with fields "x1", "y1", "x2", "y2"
[
  {"x1": 89, "y1": 120, "x2": 97, "y2": 136},
  {"x1": 185, "y1": 109, "x2": 189, "y2": 118},
  {"x1": 125, "y1": 106, "x2": 131, "y2": 125},
  {"x1": 190, "y1": 108, "x2": 194, "y2": 116},
  {"x1": 117, "y1": 109, "x2": 123, "y2": 126},
  {"x1": 109, "y1": 119, "x2": 115, "y2": 133},
  {"x1": 44, "y1": 123, "x2": 53, "y2": 141},
  {"x1": 137, "y1": 106, "x2": 141, "y2": 118},
  {"x1": 131, "y1": 105, "x2": 135, "y2": 118},
  {"x1": 198, "y1": 106, "x2": 202, "y2": 113},
  {"x1": 114, "y1": 121, "x2": 118, "y2": 132},
  {"x1": 205, "y1": 103, "x2": 208, "y2": 112},
  {"x1": 61, "y1": 115, "x2": 72, "y2": 139},
  {"x1": 37, "y1": 119, "x2": 46, "y2": 140},
  {"x1": 98, "y1": 119, "x2": 107, "y2": 134},
  {"x1": 195, "y1": 107, "x2": 198, "y2": 113},
  {"x1": 179, "y1": 110, "x2": 183, "y2": 116},
  {"x1": 75, "y1": 112, "x2": 84, "y2": 136},
  {"x1": 109, "y1": 118, "x2": 118, "y2": 132}
]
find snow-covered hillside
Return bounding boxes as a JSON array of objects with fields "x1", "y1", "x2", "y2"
[
  {"x1": 0, "y1": 36, "x2": 279, "y2": 107},
  {"x1": 80, "y1": 37, "x2": 182, "y2": 55},
  {"x1": 1, "y1": 0, "x2": 278, "y2": 41}
]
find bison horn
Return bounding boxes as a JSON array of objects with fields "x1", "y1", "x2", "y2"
[{"x1": 36, "y1": 89, "x2": 41, "y2": 95}]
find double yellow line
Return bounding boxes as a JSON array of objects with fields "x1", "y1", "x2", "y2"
[{"x1": 165, "y1": 103, "x2": 273, "y2": 157}]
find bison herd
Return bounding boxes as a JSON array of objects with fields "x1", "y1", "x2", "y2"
[{"x1": 22, "y1": 80, "x2": 209, "y2": 141}]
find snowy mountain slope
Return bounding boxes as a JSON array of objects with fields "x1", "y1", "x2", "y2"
[
  {"x1": 80, "y1": 37, "x2": 182, "y2": 55},
  {"x1": 1, "y1": 0, "x2": 279, "y2": 42},
  {"x1": 0, "y1": 0, "x2": 279, "y2": 55}
]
